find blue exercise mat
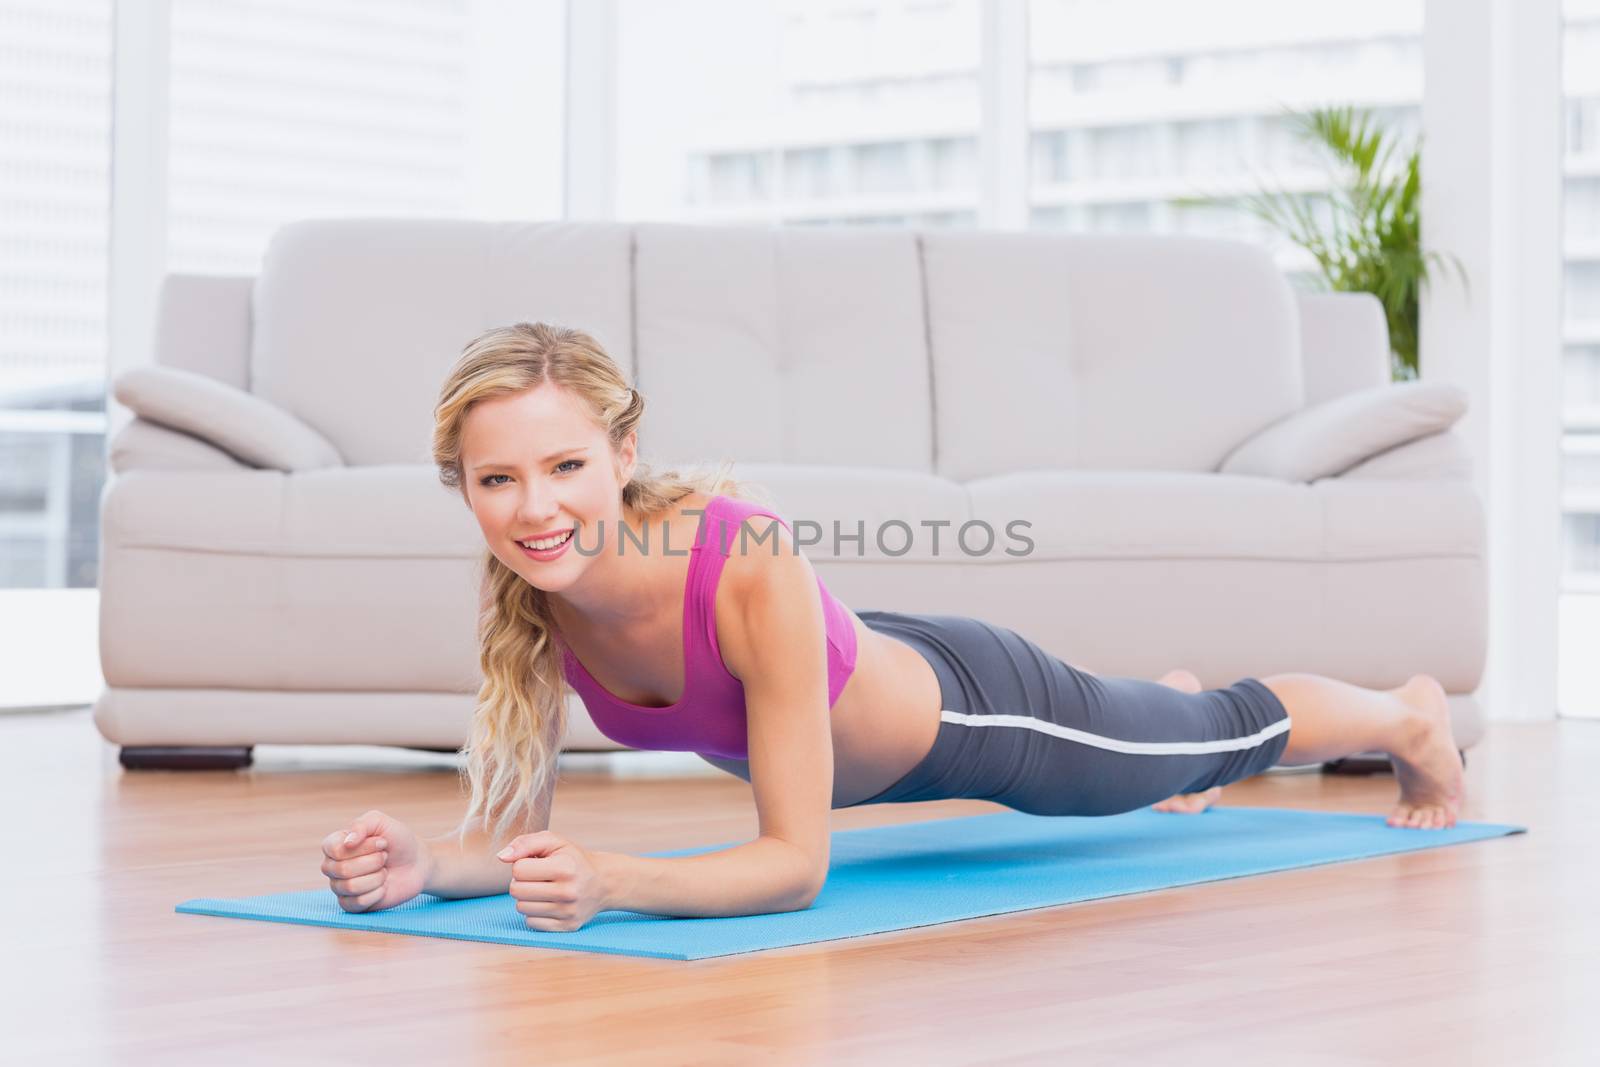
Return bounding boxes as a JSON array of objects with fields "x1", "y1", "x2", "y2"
[{"x1": 176, "y1": 806, "x2": 1525, "y2": 961}]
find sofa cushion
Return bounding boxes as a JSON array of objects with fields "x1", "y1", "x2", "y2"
[
  {"x1": 966, "y1": 470, "x2": 1482, "y2": 561},
  {"x1": 252, "y1": 219, "x2": 635, "y2": 467},
  {"x1": 104, "y1": 466, "x2": 479, "y2": 558},
  {"x1": 730, "y1": 464, "x2": 969, "y2": 561},
  {"x1": 1314, "y1": 476, "x2": 1484, "y2": 559},
  {"x1": 1219, "y1": 381, "x2": 1469, "y2": 482},
  {"x1": 922, "y1": 231, "x2": 1304, "y2": 481},
  {"x1": 112, "y1": 365, "x2": 343, "y2": 471},
  {"x1": 1336, "y1": 429, "x2": 1473, "y2": 481},
  {"x1": 633, "y1": 224, "x2": 932, "y2": 471},
  {"x1": 105, "y1": 462, "x2": 1479, "y2": 576},
  {"x1": 108, "y1": 417, "x2": 253, "y2": 474}
]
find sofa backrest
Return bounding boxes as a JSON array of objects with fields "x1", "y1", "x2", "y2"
[
  {"x1": 233, "y1": 220, "x2": 1349, "y2": 474},
  {"x1": 921, "y1": 231, "x2": 1303, "y2": 480},
  {"x1": 632, "y1": 224, "x2": 932, "y2": 471},
  {"x1": 252, "y1": 219, "x2": 635, "y2": 467},
  {"x1": 1296, "y1": 289, "x2": 1390, "y2": 406}
]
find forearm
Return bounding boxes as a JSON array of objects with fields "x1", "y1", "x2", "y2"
[
  {"x1": 420, "y1": 831, "x2": 514, "y2": 899},
  {"x1": 596, "y1": 835, "x2": 821, "y2": 918}
]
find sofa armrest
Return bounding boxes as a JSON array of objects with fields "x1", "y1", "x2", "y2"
[
  {"x1": 154, "y1": 274, "x2": 254, "y2": 387},
  {"x1": 1295, "y1": 290, "x2": 1390, "y2": 405},
  {"x1": 110, "y1": 365, "x2": 343, "y2": 472},
  {"x1": 1218, "y1": 381, "x2": 1468, "y2": 483},
  {"x1": 1329, "y1": 427, "x2": 1475, "y2": 481},
  {"x1": 107, "y1": 416, "x2": 253, "y2": 474}
]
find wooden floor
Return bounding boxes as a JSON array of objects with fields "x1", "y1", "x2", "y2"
[{"x1": 3, "y1": 709, "x2": 1593, "y2": 1066}]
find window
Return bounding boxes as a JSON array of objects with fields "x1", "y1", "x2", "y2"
[
  {"x1": 617, "y1": 0, "x2": 981, "y2": 226},
  {"x1": 1027, "y1": 0, "x2": 1424, "y2": 278},
  {"x1": 1560, "y1": 0, "x2": 1600, "y2": 715},
  {"x1": 166, "y1": 0, "x2": 565, "y2": 274},
  {"x1": 0, "y1": 0, "x2": 113, "y2": 589}
]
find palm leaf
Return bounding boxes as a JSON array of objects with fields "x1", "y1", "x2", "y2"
[{"x1": 1221, "y1": 103, "x2": 1465, "y2": 379}]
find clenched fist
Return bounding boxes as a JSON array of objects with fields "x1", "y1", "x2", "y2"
[
  {"x1": 320, "y1": 809, "x2": 432, "y2": 913},
  {"x1": 498, "y1": 831, "x2": 608, "y2": 932}
]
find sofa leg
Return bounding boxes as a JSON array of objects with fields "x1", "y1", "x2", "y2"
[
  {"x1": 1321, "y1": 753, "x2": 1393, "y2": 775},
  {"x1": 1321, "y1": 748, "x2": 1467, "y2": 776},
  {"x1": 118, "y1": 746, "x2": 254, "y2": 770}
]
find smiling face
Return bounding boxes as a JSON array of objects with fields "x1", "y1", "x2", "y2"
[{"x1": 461, "y1": 382, "x2": 637, "y2": 591}]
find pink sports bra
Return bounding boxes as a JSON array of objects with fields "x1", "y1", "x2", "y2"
[{"x1": 557, "y1": 494, "x2": 859, "y2": 760}]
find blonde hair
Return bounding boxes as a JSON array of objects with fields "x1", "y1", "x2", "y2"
[{"x1": 432, "y1": 321, "x2": 775, "y2": 843}]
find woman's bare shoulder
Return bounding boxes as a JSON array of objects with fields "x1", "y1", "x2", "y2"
[
  {"x1": 718, "y1": 513, "x2": 808, "y2": 595},
  {"x1": 676, "y1": 489, "x2": 716, "y2": 517}
]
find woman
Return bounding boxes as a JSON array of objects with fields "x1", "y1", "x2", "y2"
[{"x1": 319, "y1": 323, "x2": 1465, "y2": 932}]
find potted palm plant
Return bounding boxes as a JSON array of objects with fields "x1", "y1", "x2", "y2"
[{"x1": 1190, "y1": 104, "x2": 1466, "y2": 382}]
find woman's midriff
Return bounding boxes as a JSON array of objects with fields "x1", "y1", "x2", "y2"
[{"x1": 701, "y1": 609, "x2": 944, "y2": 808}]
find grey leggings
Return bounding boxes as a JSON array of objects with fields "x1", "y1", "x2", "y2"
[{"x1": 852, "y1": 610, "x2": 1293, "y2": 814}]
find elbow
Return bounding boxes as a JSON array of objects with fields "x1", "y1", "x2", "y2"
[
  {"x1": 761, "y1": 835, "x2": 827, "y2": 910},
  {"x1": 783, "y1": 886, "x2": 820, "y2": 913},
  {"x1": 787, "y1": 868, "x2": 827, "y2": 911}
]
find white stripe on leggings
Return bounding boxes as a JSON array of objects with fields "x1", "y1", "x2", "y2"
[{"x1": 938, "y1": 709, "x2": 1292, "y2": 755}]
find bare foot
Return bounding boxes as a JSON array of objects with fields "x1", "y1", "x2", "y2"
[
  {"x1": 1157, "y1": 669, "x2": 1201, "y2": 693},
  {"x1": 1152, "y1": 785, "x2": 1222, "y2": 814},
  {"x1": 1385, "y1": 675, "x2": 1465, "y2": 830},
  {"x1": 1150, "y1": 669, "x2": 1222, "y2": 814}
]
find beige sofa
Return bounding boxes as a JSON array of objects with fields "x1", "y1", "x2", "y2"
[{"x1": 95, "y1": 219, "x2": 1484, "y2": 771}]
